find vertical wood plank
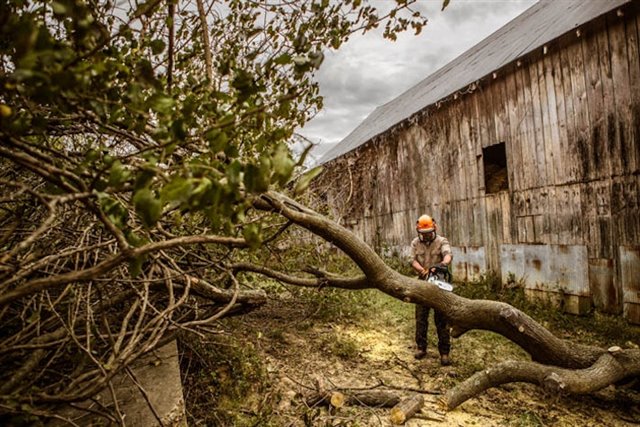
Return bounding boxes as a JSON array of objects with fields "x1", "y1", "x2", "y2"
[
  {"x1": 468, "y1": 92, "x2": 482, "y2": 199},
  {"x1": 538, "y1": 56, "x2": 555, "y2": 186},
  {"x1": 506, "y1": 69, "x2": 524, "y2": 192},
  {"x1": 529, "y1": 60, "x2": 548, "y2": 188},
  {"x1": 597, "y1": 21, "x2": 621, "y2": 178},
  {"x1": 582, "y1": 24, "x2": 610, "y2": 180},
  {"x1": 626, "y1": 12, "x2": 640, "y2": 174},
  {"x1": 459, "y1": 101, "x2": 474, "y2": 202},
  {"x1": 493, "y1": 76, "x2": 511, "y2": 144},
  {"x1": 609, "y1": 14, "x2": 636, "y2": 174},
  {"x1": 541, "y1": 53, "x2": 560, "y2": 244},
  {"x1": 515, "y1": 64, "x2": 534, "y2": 190},
  {"x1": 560, "y1": 40, "x2": 579, "y2": 183},
  {"x1": 568, "y1": 34, "x2": 592, "y2": 182},
  {"x1": 551, "y1": 49, "x2": 570, "y2": 185},
  {"x1": 485, "y1": 79, "x2": 498, "y2": 147}
]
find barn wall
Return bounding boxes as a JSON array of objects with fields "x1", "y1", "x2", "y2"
[{"x1": 318, "y1": 4, "x2": 640, "y2": 323}]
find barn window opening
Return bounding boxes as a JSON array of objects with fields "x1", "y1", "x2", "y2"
[{"x1": 483, "y1": 142, "x2": 509, "y2": 193}]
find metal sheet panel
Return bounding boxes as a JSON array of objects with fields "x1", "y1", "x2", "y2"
[
  {"x1": 624, "y1": 303, "x2": 640, "y2": 325},
  {"x1": 589, "y1": 258, "x2": 619, "y2": 313},
  {"x1": 500, "y1": 244, "x2": 525, "y2": 281},
  {"x1": 523, "y1": 245, "x2": 551, "y2": 290},
  {"x1": 452, "y1": 246, "x2": 486, "y2": 282},
  {"x1": 620, "y1": 246, "x2": 640, "y2": 304},
  {"x1": 500, "y1": 244, "x2": 589, "y2": 296},
  {"x1": 548, "y1": 245, "x2": 589, "y2": 296},
  {"x1": 466, "y1": 246, "x2": 486, "y2": 281},
  {"x1": 451, "y1": 247, "x2": 467, "y2": 281}
]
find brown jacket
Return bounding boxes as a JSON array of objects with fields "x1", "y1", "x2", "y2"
[{"x1": 410, "y1": 235, "x2": 452, "y2": 269}]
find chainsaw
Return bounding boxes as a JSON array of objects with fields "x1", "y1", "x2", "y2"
[{"x1": 426, "y1": 265, "x2": 453, "y2": 292}]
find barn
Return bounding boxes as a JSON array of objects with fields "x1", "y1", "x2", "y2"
[{"x1": 316, "y1": 0, "x2": 640, "y2": 323}]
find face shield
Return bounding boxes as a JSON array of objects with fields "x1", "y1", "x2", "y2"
[{"x1": 418, "y1": 228, "x2": 436, "y2": 243}]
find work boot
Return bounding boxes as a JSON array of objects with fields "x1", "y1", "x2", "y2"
[
  {"x1": 440, "y1": 354, "x2": 451, "y2": 366},
  {"x1": 414, "y1": 349, "x2": 427, "y2": 360}
]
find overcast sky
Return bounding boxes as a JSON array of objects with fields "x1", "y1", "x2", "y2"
[{"x1": 297, "y1": 0, "x2": 537, "y2": 161}]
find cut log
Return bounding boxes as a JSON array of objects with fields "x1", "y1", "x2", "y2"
[
  {"x1": 389, "y1": 394, "x2": 425, "y2": 425},
  {"x1": 330, "y1": 391, "x2": 345, "y2": 408},
  {"x1": 306, "y1": 389, "x2": 403, "y2": 408}
]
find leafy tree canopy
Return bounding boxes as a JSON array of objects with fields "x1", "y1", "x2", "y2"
[{"x1": 0, "y1": 0, "x2": 426, "y2": 421}]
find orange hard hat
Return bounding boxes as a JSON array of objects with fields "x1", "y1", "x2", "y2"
[{"x1": 416, "y1": 214, "x2": 436, "y2": 232}]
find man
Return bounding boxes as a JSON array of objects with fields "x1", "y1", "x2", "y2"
[{"x1": 410, "y1": 214, "x2": 453, "y2": 366}]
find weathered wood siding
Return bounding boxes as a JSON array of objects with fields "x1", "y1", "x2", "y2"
[{"x1": 319, "y1": 4, "x2": 640, "y2": 323}]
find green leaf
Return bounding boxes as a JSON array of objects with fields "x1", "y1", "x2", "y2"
[
  {"x1": 51, "y1": 1, "x2": 68, "y2": 15},
  {"x1": 271, "y1": 143, "x2": 295, "y2": 186},
  {"x1": 133, "y1": 0, "x2": 156, "y2": 18},
  {"x1": 98, "y1": 193, "x2": 129, "y2": 229},
  {"x1": 134, "y1": 167, "x2": 156, "y2": 190},
  {"x1": 242, "y1": 223, "x2": 262, "y2": 249},
  {"x1": 441, "y1": 0, "x2": 451, "y2": 11},
  {"x1": 206, "y1": 129, "x2": 229, "y2": 152},
  {"x1": 148, "y1": 93, "x2": 174, "y2": 114},
  {"x1": 125, "y1": 230, "x2": 146, "y2": 247},
  {"x1": 161, "y1": 176, "x2": 192, "y2": 206},
  {"x1": 133, "y1": 188, "x2": 162, "y2": 228},
  {"x1": 149, "y1": 39, "x2": 166, "y2": 55},
  {"x1": 293, "y1": 166, "x2": 323, "y2": 196},
  {"x1": 189, "y1": 177, "x2": 213, "y2": 208},
  {"x1": 244, "y1": 156, "x2": 271, "y2": 193},
  {"x1": 273, "y1": 54, "x2": 291, "y2": 65},
  {"x1": 128, "y1": 255, "x2": 146, "y2": 278},
  {"x1": 171, "y1": 119, "x2": 187, "y2": 140},
  {"x1": 226, "y1": 160, "x2": 242, "y2": 188},
  {"x1": 108, "y1": 161, "x2": 131, "y2": 189},
  {"x1": 309, "y1": 51, "x2": 324, "y2": 68}
]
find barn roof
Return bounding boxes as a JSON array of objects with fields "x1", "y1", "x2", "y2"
[{"x1": 319, "y1": 0, "x2": 630, "y2": 164}]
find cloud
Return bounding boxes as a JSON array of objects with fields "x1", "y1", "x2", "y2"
[{"x1": 298, "y1": 0, "x2": 536, "y2": 146}]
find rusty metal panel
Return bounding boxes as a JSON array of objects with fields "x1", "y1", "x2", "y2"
[
  {"x1": 500, "y1": 244, "x2": 525, "y2": 281},
  {"x1": 620, "y1": 246, "x2": 640, "y2": 305},
  {"x1": 500, "y1": 244, "x2": 589, "y2": 296},
  {"x1": 523, "y1": 245, "x2": 551, "y2": 290},
  {"x1": 452, "y1": 246, "x2": 486, "y2": 282},
  {"x1": 624, "y1": 303, "x2": 640, "y2": 325},
  {"x1": 451, "y1": 247, "x2": 467, "y2": 281},
  {"x1": 465, "y1": 246, "x2": 486, "y2": 281},
  {"x1": 588, "y1": 258, "x2": 620, "y2": 313},
  {"x1": 548, "y1": 245, "x2": 589, "y2": 296}
]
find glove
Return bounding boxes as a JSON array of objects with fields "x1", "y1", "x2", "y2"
[
  {"x1": 418, "y1": 269, "x2": 429, "y2": 280},
  {"x1": 430, "y1": 263, "x2": 448, "y2": 274}
]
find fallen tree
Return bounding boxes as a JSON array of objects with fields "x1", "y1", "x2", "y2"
[
  {"x1": 245, "y1": 191, "x2": 640, "y2": 411},
  {"x1": 1, "y1": 0, "x2": 638, "y2": 424}
]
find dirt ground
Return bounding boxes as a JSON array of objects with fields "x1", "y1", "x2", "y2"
[{"x1": 184, "y1": 289, "x2": 640, "y2": 426}]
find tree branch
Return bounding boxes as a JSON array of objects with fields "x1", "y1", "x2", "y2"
[{"x1": 442, "y1": 346, "x2": 640, "y2": 410}]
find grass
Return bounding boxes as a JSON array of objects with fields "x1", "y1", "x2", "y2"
[{"x1": 179, "y1": 252, "x2": 639, "y2": 426}]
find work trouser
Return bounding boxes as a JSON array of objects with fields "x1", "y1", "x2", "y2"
[{"x1": 415, "y1": 305, "x2": 450, "y2": 355}]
